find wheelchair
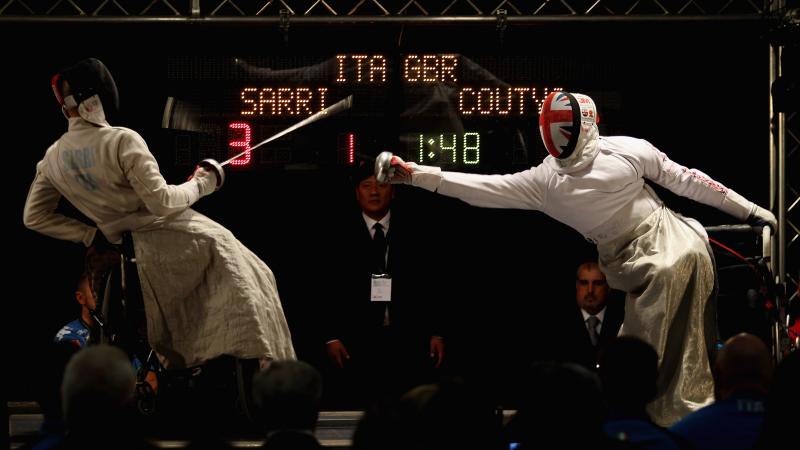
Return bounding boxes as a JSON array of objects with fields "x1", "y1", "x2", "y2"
[
  {"x1": 86, "y1": 233, "x2": 258, "y2": 430},
  {"x1": 85, "y1": 233, "x2": 157, "y2": 416},
  {"x1": 704, "y1": 224, "x2": 796, "y2": 363}
]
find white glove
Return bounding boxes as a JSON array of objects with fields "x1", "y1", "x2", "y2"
[
  {"x1": 387, "y1": 154, "x2": 414, "y2": 184},
  {"x1": 388, "y1": 154, "x2": 443, "y2": 192},
  {"x1": 192, "y1": 166, "x2": 218, "y2": 197},
  {"x1": 748, "y1": 204, "x2": 777, "y2": 232}
]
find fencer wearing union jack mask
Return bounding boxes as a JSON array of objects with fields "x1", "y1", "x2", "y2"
[
  {"x1": 382, "y1": 91, "x2": 776, "y2": 427},
  {"x1": 25, "y1": 58, "x2": 295, "y2": 370},
  {"x1": 538, "y1": 91, "x2": 598, "y2": 161}
]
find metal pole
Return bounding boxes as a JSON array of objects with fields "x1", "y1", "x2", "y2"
[
  {"x1": 770, "y1": 42, "x2": 777, "y2": 275},
  {"x1": 778, "y1": 110, "x2": 786, "y2": 287}
]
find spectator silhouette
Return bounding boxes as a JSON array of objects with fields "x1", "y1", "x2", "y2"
[
  {"x1": 56, "y1": 344, "x2": 155, "y2": 450},
  {"x1": 252, "y1": 360, "x2": 324, "y2": 450},
  {"x1": 400, "y1": 377, "x2": 502, "y2": 450},
  {"x1": 351, "y1": 396, "x2": 406, "y2": 450},
  {"x1": 670, "y1": 333, "x2": 772, "y2": 450},
  {"x1": 353, "y1": 377, "x2": 501, "y2": 450},
  {"x1": 505, "y1": 361, "x2": 634, "y2": 450},
  {"x1": 600, "y1": 337, "x2": 692, "y2": 450}
]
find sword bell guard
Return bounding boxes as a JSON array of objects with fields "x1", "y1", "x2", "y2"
[
  {"x1": 375, "y1": 151, "x2": 394, "y2": 184},
  {"x1": 198, "y1": 158, "x2": 225, "y2": 191}
]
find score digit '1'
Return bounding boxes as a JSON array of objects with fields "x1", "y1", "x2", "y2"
[{"x1": 418, "y1": 132, "x2": 480, "y2": 165}]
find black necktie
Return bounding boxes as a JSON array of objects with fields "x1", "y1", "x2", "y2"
[{"x1": 372, "y1": 223, "x2": 386, "y2": 273}]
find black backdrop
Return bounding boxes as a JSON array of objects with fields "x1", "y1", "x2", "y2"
[{"x1": 4, "y1": 19, "x2": 773, "y2": 403}]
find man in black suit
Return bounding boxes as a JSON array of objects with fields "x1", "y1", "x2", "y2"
[
  {"x1": 568, "y1": 261, "x2": 624, "y2": 370},
  {"x1": 322, "y1": 161, "x2": 445, "y2": 407}
]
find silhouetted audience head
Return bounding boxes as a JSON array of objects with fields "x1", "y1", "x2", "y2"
[
  {"x1": 713, "y1": 332, "x2": 772, "y2": 400},
  {"x1": 507, "y1": 361, "x2": 607, "y2": 448},
  {"x1": 599, "y1": 336, "x2": 659, "y2": 416},
  {"x1": 61, "y1": 344, "x2": 136, "y2": 430},
  {"x1": 398, "y1": 377, "x2": 501, "y2": 450},
  {"x1": 252, "y1": 359, "x2": 322, "y2": 432},
  {"x1": 351, "y1": 398, "x2": 405, "y2": 450}
]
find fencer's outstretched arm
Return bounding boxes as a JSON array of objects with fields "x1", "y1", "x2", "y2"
[
  {"x1": 389, "y1": 155, "x2": 546, "y2": 210},
  {"x1": 629, "y1": 140, "x2": 776, "y2": 229},
  {"x1": 119, "y1": 130, "x2": 217, "y2": 217}
]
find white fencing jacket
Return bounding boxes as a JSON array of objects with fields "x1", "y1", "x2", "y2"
[{"x1": 24, "y1": 118, "x2": 202, "y2": 245}]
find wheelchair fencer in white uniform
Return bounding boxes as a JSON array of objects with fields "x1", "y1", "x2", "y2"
[
  {"x1": 24, "y1": 58, "x2": 296, "y2": 383},
  {"x1": 377, "y1": 91, "x2": 777, "y2": 426}
]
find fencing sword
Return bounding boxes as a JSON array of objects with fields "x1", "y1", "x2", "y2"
[{"x1": 195, "y1": 95, "x2": 354, "y2": 189}]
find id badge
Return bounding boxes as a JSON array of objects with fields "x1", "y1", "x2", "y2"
[{"x1": 370, "y1": 274, "x2": 392, "y2": 302}]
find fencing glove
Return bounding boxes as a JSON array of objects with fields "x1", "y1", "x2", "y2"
[{"x1": 192, "y1": 165, "x2": 218, "y2": 198}]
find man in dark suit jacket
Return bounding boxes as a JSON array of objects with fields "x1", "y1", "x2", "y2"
[
  {"x1": 322, "y1": 161, "x2": 445, "y2": 407},
  {"x1": 567, "y1": 261, "x2": 624, "y2": 371}
]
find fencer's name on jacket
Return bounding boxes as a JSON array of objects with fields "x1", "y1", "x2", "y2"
[{"x1": 60, "y1": 147, "x2": 98, "y2": 191}]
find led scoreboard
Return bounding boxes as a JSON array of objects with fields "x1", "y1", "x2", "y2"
[{"x1": 165, "y1": 54, "x2": 564, "y2": 172}]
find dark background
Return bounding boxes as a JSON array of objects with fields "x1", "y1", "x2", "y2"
[{"x1": 3, "y1": 19, "x2": 774, "y2": 403}]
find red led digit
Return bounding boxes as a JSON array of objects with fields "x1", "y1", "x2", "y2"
[{"x1": 228, "y1": 122, "x2": 251, "y2": 166}]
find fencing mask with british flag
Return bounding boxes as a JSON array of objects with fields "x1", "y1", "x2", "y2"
[{"x1": 538, "y1": 91, "x2": 598, "y2": 160}]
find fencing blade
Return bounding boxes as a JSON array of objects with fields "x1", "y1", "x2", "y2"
[{"x1": 220, "y1": 95, "x2": 353, "y2": 167}]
